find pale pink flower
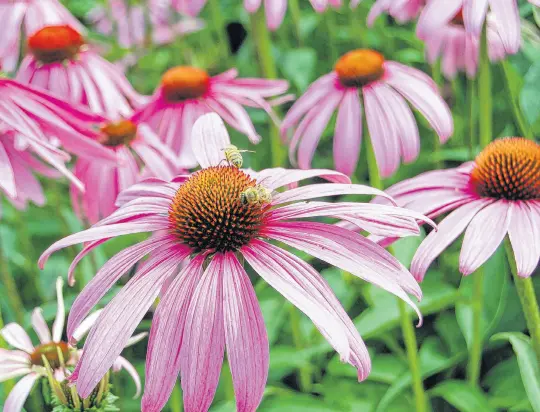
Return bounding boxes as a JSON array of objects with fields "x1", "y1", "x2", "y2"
[
  {"x1": 244, "y1": 0, "x2": 342, "y2": 31},
  {"x1": 71, "y1": 118, "x2": 177, "y2": 224},
  {"x1": 39, "y1": 113, "x2": 429, "y2": 412},
  {"x1": 417, "y1": 0, "x2": 521, "y2": 55},
  {"x1": 0, "y1": 278, "x2": 145, "y2": 412},
  {"x1": 424, "y1": 10, "x2": 507, "y2": 79},
  {"x1": 360, "y1": 0, "x2": 425, "y2": 25},
  {"x1": 87, "y1": 0, "x2": 204, "y2": 49},
  {"x1": 378, "y1": 138, "x2": 540, "y2": 280},
  {"x1": 281, "y1": 49, "x2": 453, "y2": 178},
  {"x1": 0, "y1": 78, "x2": 117, "y2": 195},
  {"x1": 16, "y1": 25, "x2": 146, "y2": 119},
  {"x1": 132, "y1": 67, "x2": 290, "y2": 168},
  {"x1": 0, "y1": 0, "x2": 84, "y2": 72},
  {"x1": 531, "y1": 0, "x2": 540, "y2": 6}
]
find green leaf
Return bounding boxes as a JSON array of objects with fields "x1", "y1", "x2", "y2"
[
  {"x1": 484, "y1": 357, "x2": 531, "y2": 410},
  {"x1": 492, "y1": 333, "x2": 540, "y2": 412},
  {"x1": 520, "y1": 61, "x2": 540, "y2": 125},
  {"x1": 430, "y1": 380, "x2": 496, "y2": 412},
  {"x1": 280, "y1": 48, "x2": 317, "y2": 90},
  {"x1": 259, "y1": 393, "x2": 342, "y2": 412}
]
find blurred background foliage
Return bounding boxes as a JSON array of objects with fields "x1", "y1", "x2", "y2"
[{"x1": 1, "y1": 0, "x2": 540, "y2": 411}]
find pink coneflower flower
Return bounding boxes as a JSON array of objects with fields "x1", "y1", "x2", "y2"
[
  {"x1": 132, "y1": 66, "x2": 290, "y2": 168},
  {"x1": 0, "y1": 78, "x2": 117, "y2": 191},
  {"x1": 417, "y1": 0, "x2": 521, "y2": 55},
  {"x1": 71, "y1": 118, "x2": 177, "y2": 224},
  {"x1": 244, "y1": 0, "x2": 342, "y2": 31},
  {"x1": 0, "y1": 0, "x2": 84, "y2": 72},
  {"x1": 0, "y1": 278, "x2": 144, "y2": 412},
  {"x1": 281, "y1": 49, "x2": 453, "y2": 177},
  {"x1": 379, "y1": 137, "x2": 540, "y2": 280},
  {"x1": 15, "y1": 25, "x2": 146, "y2": 119},
  {"x1": 87, "y1": 0, "x2": 204, "y2": 49},
  {"x1": 359, "y1": 0, "x2": 425, "y2": 26},
  {"x1": 39, "y1": 113, "x2": 428, "y2": 412},
  {"x1": 424, "y1": 9, "x2": 506, "y2": 79}
]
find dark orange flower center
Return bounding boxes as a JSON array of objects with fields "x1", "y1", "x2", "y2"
[
  {"x1": 335, "y1": 49, "x2": 385, "y2": 88},
  {"x1": 99, "y1": 119, "x2": 138, "y2": 147},
  {"x1": 471, "y1": 138, "x2": 540, "y2": 201},
  {"x1": 30, "y1": 341, "x2": 70, "y2": 369},
  {"x1": 169, "y1": 166, "x2": 268, "y2": 252},
  {"x1": 28, "y1": 25, "x2": 84, "y2": 64},
  {"x1": 452, "y1": 9, "x2": 464, "y2": 26},
  {"x1": 161, "y1": 66, "x2": 210, "y2": 102}
]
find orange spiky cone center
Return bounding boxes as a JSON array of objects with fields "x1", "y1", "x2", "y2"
[
  {"x1": 28, "y1": 25, "x2": 84, "y2": 64},
  {"x1": 30, "y1": 341, "x2": 70, "y2": 369},
  {"x1": 161, "y1": 66, "x2": 210, "y2": 102},
  {"x1": 335, "y1": 49, "x2": 386, "y2": 88},
  {"x1": 99, "y1": 119, "x2": 138, "y2": 147}
]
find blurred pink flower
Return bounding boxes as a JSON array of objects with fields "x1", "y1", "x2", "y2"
[
  {"x1": 281, "y1": 49, "x2": 453, "y2": 178},
  {"x1": 71, "y1": 118, "x2": 177, "y2": 224},
  {"x1": 245, "y1": 0, "x2": 342, "y2": 31},
  {"x1": 40, "y1": 113, "x2": 428, "y2": 412},
  {"x1": 424, "y1": 10, "x2": 507, "y2": 79},
  {"x1": 360, "y1": 0, "x2": 425, "y2": 25},
  {"x1": 132, "y1": 66, "x2": 290, "y2": 168},
  {"x1": 0, "y1": 278, "x2": 145, "y2": 412},
  {"x1": 417, "y1": 0, "x2": 521, "y2": 55},
  {"x1": 0, "y1": 78, "x2": 117, "y2": 196},
  {"x1": 0, "y1": 0, "x2": 84, "y2": 72},
  {"x1": 16, "y1": 25, "x2": 147, "y2": 119},
  {"x1": 87, "y1": 0, "x2": 204, "y2": 49},
  {"x1": 378, "y1": 137, "x2": 540, "y2": 280}
]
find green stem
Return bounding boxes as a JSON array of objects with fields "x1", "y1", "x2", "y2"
[
  {"x1": 289, "y1": 306, "x2": 312, "y2": 392},
  {"x1": 288, "y1": 0, "x2": 303, "y2": 46},
  {"x1": 505, "y1": 239, "x2": 540, "y2": 367},
  {"x1": 467, "y1": 78, "x2": 477, "y2": 158},
  {"x1": 208, "y1": 0, "x2": 230, "y2": 63},
  {"x1": 367, "y1": 143, "x2": 428, "y2": 411},
  {"x1": 398, "y1": 300, "x2": 428, "y2": 412},
  {"x1": 478, "y1": 23, "x2": 492, "y2": 149},
  {"x1": 249, "y1": 10, "x2": 286, "y2": 168},
  {"x1": 324, "y1": 11, "x2": 338, "y2": 64},
  {"x1": 467, "y1": 268, "x2": 485, "y2": 386},
  {"x1": 500, "y1": 60, "x2": 533, "y2": 140},
  {"x1": 0, "y1": 229, "x2": 24, "y2": 325}
]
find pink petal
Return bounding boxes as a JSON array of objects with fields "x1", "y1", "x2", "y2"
[
  {"x1": 459, "y1": 200, "x2": 512, "y2": 275},
  {"x1": 489, "y1": 0, "x2": 521, "y2": 54},
  {"x1": 113, "y1": 356, "x2": 142, "y2": 398},
  {"x1": 223, "y1": 253, "x2": 269, "y2": 412},
  {"x1": 262, "y1": 221, "x2": 422, "y2": 321},
  {"x1": 1, "y1": 324, "x2": 34, "y2": 353},
  {"x1": 264, "y1": 0, "x2": 287, "y2": 30},
  {"x1": 417, "y1": 0, "x2": 462, "y2": 38},
  {"x1": 142, "y1": 256, "x2": 205, "y2": 412},
  {"x1": 246, "y1": 241, "x2": 371, "y2": 380},
  {"x1": 180, "y1": 255, "x2": 226, "y2": 412},
  {"x1": 31, "y1": 308, "x2": 51, "y2": 344},
  {"x1": 463, "y1": 0, "x2": 489, "y2": 37},
  {"x1": 72, "y1": 248, "x2": 185, "y2": 398},
  {"x1": 52, "y1": 277, "x2": 65, "y2": 342},
  {"x1": 3, "y1": 372, "x2": 39, "y2": 411},
  {"x1": 71, "y1": 310, "x2": 103, "y2": 343},
  {"x1": 508, "y1": 202, "x2": 540, "y2": 277},
  {"x1": 333, "y1": 89, "x2": 362, "y2": 176},
  {"x1": 272, "y1": 183, "x2": 394, "y2": 205},
  {"x1": 254, "y1": 168, "x2": 350, "y2": 191},
  {"x1": 411, "y1": 198, "x2": 493, "y2": 281},
  {"x1": 191, "y1": 113, "x2": 231, "y2": 168}
]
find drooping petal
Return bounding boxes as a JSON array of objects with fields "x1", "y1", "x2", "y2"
[
  {"x1": 272, "y1": 183, "x2": 394, "y2": 205},
  {"x1": 417, "y1": 0, "x2": 462, "y2": 38},
  {"x1": 459, "y1": 200, "x2": 512, "y2": 275},
  {"x1": 489, "y1": 0, "x2": 521, "y2": 54},
  {"x1": 264, "y1": 0, "x2": 288, "y2": 31},
  {"x1": 113, "y1": 356, "x2": 143, "y2": 399},
  {"x1": 3, "y1": 372, "x2": 39, "y2": 412},
  {"x1": 71, "y1": 249, "x2": 184, "y2": 398},
  {"x1": 180, "y1": 255, "x2": 226, "y2": 412},
  {"x1": 463, "y1": 0, "x2": 489, "y2": 37},
  {"x1": 333, "y1": 89, "x2": 362, "y2": 176},
  {"x1": 52, "y1": 277, "x2": 65, "y2": 343},
  {"x1": 192, "y1": 113, "x2": 232, "y2": 168},
  {"x1": 223, "y1": 253, "x2": 269, "y2": 412},
  {"x1": 411, "y1": 198, "x2": 493, "y2": 281},
  {"x1": 1, "y1": 324, "x2": 34, "y2": 353},
  {"x1": 142, "y1": 256, "x2": 205, "y2": 412},
  {"x1": 71, "y1": 310, "x2": 103, "y2": 343},
  {"x1": 31, "y1": 308, "x2": 51, "y2": 344},
  {"x1": 254, "y1": 168, "x2": 350, "y2": 191},
  {"x1": 508, "y1": 202, "x2": 540, "y2": 277}
]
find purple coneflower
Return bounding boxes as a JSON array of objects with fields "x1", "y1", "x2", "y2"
[
  {"x1": 16, "y1": 25, "x2": 146, "y2": 119},
  {"x1": 0, "y1": 278, "x2": 144, "y2": 412},
  {"x1": 361, "y1": 0, "x2": 425, "y2": 25},
  {"x1": 40, "y1": 113, "x2": 429, "y2": 412},
  {"x1": 281, "y1": 49, "x2": 453, "y2": 178}
]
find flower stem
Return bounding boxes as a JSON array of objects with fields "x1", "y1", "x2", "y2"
[
  {"x1": 478, "y1": 23, "x2": 492, "y2": 149},
  {"x1": 367, "y1": 140, "x2": 428, "y2": 412},
  {"x1": 289, "y1": 0, "x2": 303, "y2": 46},
  {"x1": 249, "y1": 9, "x2": 286, "y2": 168},
  {"x1": 504, "y1": 239, "x2": 540, "y2": 367},
  {"x1": 208, "y1": 0, "x2": 230, "y2": 64},
  {"x1": 324, "y1": 11, "x2": 338, "y2": 64},
  {"x1": 500, "y1": 60, "x2": 534, "y2": 140},
  {"x1": 467, "y1": 267, "x2": 485, "y2": 386},
  {"x1": 0, "y1": 228, "x2": 24, "y2": 325},
  {"x1": 467, "y1": 77, "x2": 477, "y2": 158},
  {"x1": 289, "y1": 305, "x2": 312, "y2": 392}
]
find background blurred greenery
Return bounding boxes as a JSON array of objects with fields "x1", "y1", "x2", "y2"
[{"x1": 1, "y1": 0, "x2": 540, "y2": 410}]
